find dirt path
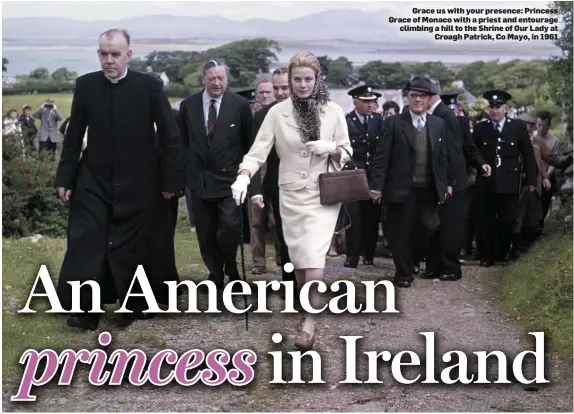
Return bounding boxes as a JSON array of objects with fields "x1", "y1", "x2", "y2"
[{"x1": 4, "y1": 255, "x2": 573, "y2": 412}]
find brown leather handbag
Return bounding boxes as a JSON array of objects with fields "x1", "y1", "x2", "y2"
[{"x1": 319, "y1": 147, "x2": 371, "y2": 205}]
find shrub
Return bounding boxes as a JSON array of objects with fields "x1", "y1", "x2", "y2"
[{"x1": 2, "y1": 132, "x2": 68, "y2": 237}]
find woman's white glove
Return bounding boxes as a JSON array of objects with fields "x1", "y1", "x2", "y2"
[
  {"x1": 231, "y1": 175, "x2": 250, "y2": 206},
  {"x1": 306, "y1": 140, "x2": 336, "y2": 157}
]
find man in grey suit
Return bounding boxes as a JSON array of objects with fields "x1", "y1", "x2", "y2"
[{"x1": 33, "y1": 98, "x2": 64, "y2": 158}]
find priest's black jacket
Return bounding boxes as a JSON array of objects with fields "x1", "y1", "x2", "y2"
[{"x1": 54, "y1": 69, "x2": 184, "y2": 310}]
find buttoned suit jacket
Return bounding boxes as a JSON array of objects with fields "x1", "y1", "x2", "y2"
[{"x1": 239, "y1": 99, "x2": 353, "y2": 191}]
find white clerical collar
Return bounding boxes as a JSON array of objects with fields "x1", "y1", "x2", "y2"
[{"x1": 105, "y1": 68, "x2": 128, "y2": 84}]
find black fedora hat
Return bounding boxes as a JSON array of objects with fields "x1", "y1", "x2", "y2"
[{"x1": 406, "y1": 77, "x2": 436, "y2": 95}]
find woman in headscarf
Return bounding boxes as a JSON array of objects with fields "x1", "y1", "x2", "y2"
[
  {"x1": 232, "y1": 51, "x2": 352, "y2": 350},
  {"x1": 3, "y1": 108, "x2": 22, "y2": 136},
  {"x1": 3, "y1": 108, "x2": 26, "y2": 159}
]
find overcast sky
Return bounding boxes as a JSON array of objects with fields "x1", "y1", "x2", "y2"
[{"x1": 2, "y1": 0, "x2": 553, "y2": 21}]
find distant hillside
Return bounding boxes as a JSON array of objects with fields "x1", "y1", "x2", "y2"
[{"x1": 1, "y1": 10, "x2": 560, "y2": 54}]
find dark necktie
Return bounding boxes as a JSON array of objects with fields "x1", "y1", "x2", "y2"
[
  {"x1": 494, "y1": 122, "x2": 500, "y2": 133},
  {"x1": 207, "y1": 99, "x2": 217, "y2": 145},
  {"x1": 363, "y1": 116, "x2": 368, "y2": 130}
]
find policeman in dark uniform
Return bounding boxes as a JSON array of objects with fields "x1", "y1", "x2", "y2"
[
  {"x1": 472, "y1": 90, "x2": 537, "y2": 267},
  {"x1": 343, "y1": 85, "x2": 385, "y2": 268},
  {"x1": 423, "y1": 90, "x2": 488, "y2": 281},
  {"x1": 237, "y1": 89, "x2": 259, "y2": 113},
  {"x1": 440, "y1": 93, "x2": 481, "y2": 259}
]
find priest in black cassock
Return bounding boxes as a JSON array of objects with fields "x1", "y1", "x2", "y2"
[{"x1": 55, "y1": 29, "x2": 184, "y2": 330}]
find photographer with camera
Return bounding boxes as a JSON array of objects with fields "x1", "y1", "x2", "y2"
[{"x1": 32, "y1": 98, "x2": 64, "y2": 159}]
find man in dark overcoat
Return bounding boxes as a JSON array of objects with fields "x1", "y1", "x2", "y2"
[
  {"x1": 423, "y1": 88, "x2": 490, "y2": 281},
  {"x1": 370, "y1": 77, "x2": 448, "y2": 288},
  {"x1": 248, "y1": 67, "x2": 297, "y2": 301},
  {"x1": 472, "y1": 90, "x2": 537, "y2": 266},
  {"x1": 55, "y1": 29, "x2": 184, "y2": 330},
  {"x1": 178, "y1": 58, "x2": 255, "y2": 293}
]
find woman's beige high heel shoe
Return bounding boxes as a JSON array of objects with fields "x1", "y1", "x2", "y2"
[{"x1": 294, "y1": 330, "x2": 315, "y2": 351}]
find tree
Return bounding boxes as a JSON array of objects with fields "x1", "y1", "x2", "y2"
[
  {"x1": 548, "y1": 1, "x2": 573, "y2": 143},
  {"x1": 358, "y1": 61, "x2": 406, "y2": 89},
  {"x1": 327, "y1": 57, "x2": 354, "y2": 87},
  {"x1": 209, "y1": 38, "x2": 281, "y2": 85},
  {"x1": 2, "y1": 58, "x2": 8, "y2": 73},
  {"x1": 317, "y1": 55, "x2": 332, "y2": 76},
  {"x1": 456, "y1": 60, "x2": 500, "y2": 95},
  {"x1": 404, "y1": 62, "x2": 455, "y2": 88},
  {"x1": 137, "y1": 38, "x2": 280, "y2": 88},
  {"x1": 51, "y1": 67, "x2": 78, "y2": 83},
  {"x1": 28, "y1": 67, "x2": 50, "y2": 80},
  {"x1": 129, "y1": 58, "x2": 149, "y2": 73}
]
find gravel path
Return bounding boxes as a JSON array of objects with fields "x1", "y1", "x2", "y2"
[{"x1": 4, "y1": 255, "x2": 573, "y2": 412}]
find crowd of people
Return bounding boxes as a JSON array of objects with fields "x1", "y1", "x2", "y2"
[
  {"x1": 3, "y1": 100, "x2": 64, "y2": 159},
  {"x1": 41, "y1": 28, "x2": 572, "y2": 351}
]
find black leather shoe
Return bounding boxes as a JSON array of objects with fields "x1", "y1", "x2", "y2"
[
  {"x1": 198, "y1": 282, "x2": 223, "y2": 295},
  {"x1": 395, "y1": 280, "x2": 411, "y2": 288},
  {"x1": 412, "y1": 264, "x2": 420, "y2": 275},
  {"x1": 67, "y1": 314, "x2": 100, "y2": 331},
  {"x1": 344, "y1": 259, "x2": 358, "y2": 268},
  {"x1": 420, "y1": 271, "x2": 440, "y2": 279},
  {"x1": 133, "y1": 310, "x2": 155, "y2": 320},
  {"x1": 479, "y1": 260, "x2": 494, "y2": 267},
  {"x1": 363, "y1": 258, "x2": 374, "y2": 266},
  {"x1": 440, "y1": 273, "x2": 462, "y2": 281},
  {"x1": 110, "y1": 313, "x2": 135, "y2": 328}
]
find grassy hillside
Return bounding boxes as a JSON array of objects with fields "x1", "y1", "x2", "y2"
[
  {"x1": 499, "y1": 227, "x2": 573, "y2": 357},
  {"x1": 2, "y1": 93, "x2": 74, "y2": 119},
  {"x1": 1, "y1": 228, "x2": 208, "y2": 387},
  {"x1": 2, "y1": 93, "x2": 184, "y2": 119}
]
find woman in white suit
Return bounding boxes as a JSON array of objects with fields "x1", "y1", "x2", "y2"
[{"x1": 231, "y1": 51, "x2": 352, "y2": 350}]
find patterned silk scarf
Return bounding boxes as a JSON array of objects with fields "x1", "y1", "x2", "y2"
[{"x1": 288, "y1": 70, "x2": 330, "y2": 143}]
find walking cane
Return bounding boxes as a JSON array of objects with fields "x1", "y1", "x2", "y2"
[{"x1": 238, "y1": 203, "x2": 249, "y2": 331}]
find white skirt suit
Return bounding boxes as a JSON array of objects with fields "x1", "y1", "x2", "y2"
[{"x1": 238, "y1": 99, "x2": 352, "y2": 269}]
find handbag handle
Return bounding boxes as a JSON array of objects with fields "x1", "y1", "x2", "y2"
[{"x1": 327, "y1": 146, "x2": 358, "y2": 172}]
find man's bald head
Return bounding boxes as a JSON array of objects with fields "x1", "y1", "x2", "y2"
[
  {"x1": 97, "y1": 29, "x2": 132, "y2": 79},
  {"x1": 99, "y1": 29, "x2": 130, "y2": 46}
]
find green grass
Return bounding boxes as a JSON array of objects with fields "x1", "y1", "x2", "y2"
[
  {"x1": 499, "y1": 230, "x2": 573, "y2": 357},
  {"x1": 2, "y1": 93, "x2": 184, "y2": 119},
  {"x1": 1, "y1": 222, "x2": 268, "y2": 389},
  {"x1": 2, "y1": 93, "x2": 75, "y2": 119},
  {"x1": 1, "y1": 228, "x2": 205, "y2": 388}
]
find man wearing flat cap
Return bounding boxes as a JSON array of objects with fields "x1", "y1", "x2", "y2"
[
  {"x1": 342, "y1": 85, "x2": 385, "y2": 268},
  {"x1": 422, "y1": 86, "x2": 490, "y2": 282},
  {"x1": 472, "y1": 89, "x2": 537, "y2": 267},
  {"x1": 370, "y1": 77, "x2": 448, "y2": 288}
]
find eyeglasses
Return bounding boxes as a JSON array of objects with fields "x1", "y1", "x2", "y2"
[{"x1": 408, "y1": 93, "x2": 430, "y2": 100}]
